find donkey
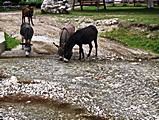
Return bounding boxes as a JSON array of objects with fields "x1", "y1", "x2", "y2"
[
  {"x1": 53, "y1": 24, "x2": 75, "y2": 60},
  {"x1": 20, "y1": 23, "x2": 34, "y2": 56},
  {"x1": 63, "y1": 25, "x2": 98, "y2": 62},
  {"x1": 22, "y1": 5, "x2": 34, "y2": 26}
]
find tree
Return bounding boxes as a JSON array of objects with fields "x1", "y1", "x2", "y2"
[{"x1": 11, "y1": 0, "x2": 21, "y2": 4}]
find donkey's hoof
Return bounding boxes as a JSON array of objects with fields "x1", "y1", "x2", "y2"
[
  {"x1": 59, "y1": 56, "x2": 63, "y2": 61},
  {"x1": 25, "y1": 51, "x2": 30, "y2": 57},
  {"x1": 63, "y1": 58, "x2": 69, "y2": 62}
]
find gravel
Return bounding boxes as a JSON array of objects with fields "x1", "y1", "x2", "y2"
[{"x1": 0, "y1": 57, "x2": 159, "y2": 119}]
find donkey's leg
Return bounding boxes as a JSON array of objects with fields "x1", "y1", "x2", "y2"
[
  {"x1": 27, "y1": 39, "x2": 31, "y2": 53},
  {"x1": 22, "y1": 16, "x2": 23, "y2": 23},
  {"x1": 79, "y1": 45, "x2": 84, "y2": 60},
  {"x1": 21, "y1": 37, "x2": 24, "y2": 50},
  {"x1": 81, "y1": 47, "x2": 84, "y2": 59},
  {"x1": 79, "y1": 45, "x2": 82, "y2": 60},
  {"x1": 25, "y1": 40, "x2": 31, "y2": 57},
  {"x1": 94, "y1": 38, "x2": 98, "y2": 57},
  {"x1": 28, "y1": 17, "x2": 30, "y2": 25},
  {"x1": 87, "y1": 43, "x2": 93, "y2": 57},
  {"x1": 30, "y1": 16, "x2": 34, "y2": 26},
  {"x1": 22, "y1": 16, "x2": 25, "y2": 23}
]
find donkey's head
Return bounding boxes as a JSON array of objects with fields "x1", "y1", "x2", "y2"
[
  {"x1": 29, "y1": 6, "x2": 34, "y2": 16},
  {"x1": 63, "y1": 48, "x2": 73, "y2": 62},
  {"x1": 58, "y1": 46, "x2": 64, "y2": 60}
]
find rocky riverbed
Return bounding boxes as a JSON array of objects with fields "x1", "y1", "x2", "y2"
[{"x1": 0, "y1": 57, "x2": 159, "y2": 119}]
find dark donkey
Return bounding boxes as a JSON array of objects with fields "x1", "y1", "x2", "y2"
[
  {"x1": 53, "y1": 24, "x2": 75, "y2": 60},
  {"x1": 20, "y1": 23, "x2": 34, "y2": 56},
  {"x1": 63, "y1": 25, "x2": 98, "y2": 62},
  {"x1": 22, "y1": 5, "x2": 34, "y2": 26}
]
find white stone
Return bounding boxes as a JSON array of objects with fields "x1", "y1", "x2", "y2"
[
  {"x1": 41, "y1": 0, "x2": 72, "y2": 13},
  {"x1": 9, "y1": 76, "x2": 18, "y2": 84},
  {"x1": 0, "y1": 32, "x2": 5, "y2": 54}
]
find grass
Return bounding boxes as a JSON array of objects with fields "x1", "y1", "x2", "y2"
[
  {"x1": 50, "y1": 6, "x2": 159, "y2": 24},
  {"x1": 4, "y1": 33, "x2": 20, "y2": 51},
  {"x1": 100, "y1": 27, "x2": 159, "y2": 54}
]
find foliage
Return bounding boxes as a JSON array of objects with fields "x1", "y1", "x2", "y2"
[
  {"x1": 0, "y1": 0, "x2": 21, "y2": 5},
  {"x1": 11, "y1": 0, "x2": 21, "y2": 4},
  {"x1": 0, "y1": 7, "x2": 20, "y2": 12},
  {"x1": 19, "y1": 0, "x2": 43, "y2": 8},
  {"x1": 4, "y1": 32, "x2": 20, "y2": 50}
]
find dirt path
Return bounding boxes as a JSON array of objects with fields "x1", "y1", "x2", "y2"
[
  {"x1": 0, "y1": 11, "x2": 61, "y2": 37},
  {"x1": 0, "y1": 11, "x2": 158, "y2": 60}
]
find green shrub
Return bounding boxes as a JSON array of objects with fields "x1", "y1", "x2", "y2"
[
  {"x1": 19, "y1": 0, "x2": 43, "y2": 8},
  {"x1": 4, "y1": 32, "x2": 20, "y2": 50}
]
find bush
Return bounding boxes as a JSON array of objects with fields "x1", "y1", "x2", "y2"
[
  {"x1": 19, "y1": 0, "x2": 43, "y2": 8},
  {"x1": 4, "y1": 32, "x2": 20, "y2": 50}
]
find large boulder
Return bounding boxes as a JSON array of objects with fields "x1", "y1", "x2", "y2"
[
  {"x1": 31, "y1": 35, "x2": 59, "y2": 55},
  {"x1": 32, "y1": 41, "x2": 58, "y2": 55}
]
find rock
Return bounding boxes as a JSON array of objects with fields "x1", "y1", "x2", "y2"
[
  {"x1": 84, "y1": 18, "x2": 94, "y2": 23},
  {"x1": 41, "y1": 0, "x2": 71, "y2": 14},
  {"x1": 32, "y1": 41, "x2": 58, "y2": 54},
  {"x1": 146, "y1": 33, "x2": 155, "y2": 39},
  {"x1": 10, "y1": 76, "x2": 18, "y2": 84},
  {"x1": 95, "y1": 18, "x2": 119, "y2": 26},
  {"x1": 78, "y1": 22, "x2": 94, "y2": 29},
  {"x1": 0, "y1": 69, "x2": 9, "y2": 78},
  {"x1": 148, "y1": 24, "x2": 159, "y2": 31},
  {"x1": 0, "y1": 32, "x2": 5, "y2": 54}
]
